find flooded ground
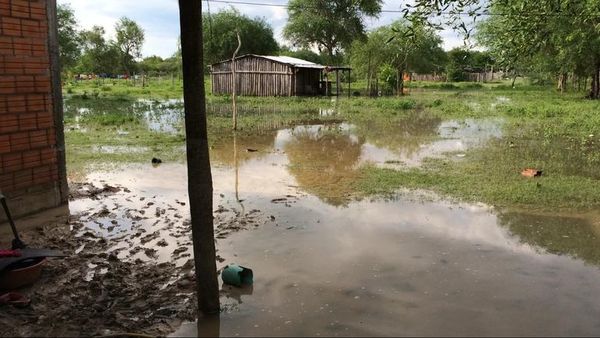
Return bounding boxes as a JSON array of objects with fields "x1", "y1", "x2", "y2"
[
  {"x1": 69, "y1": 124, "x2": 600, "y2": 336},
  {"x1": 6, "y1": 97, "x2": 600, "y2": 336}
]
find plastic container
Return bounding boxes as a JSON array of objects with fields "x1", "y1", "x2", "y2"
[
  {"x1": 0, "y1": 257, "x2": 46, "y2": 290},
  {"x1": 221, "y1": 264, "x2": 253, "y2": 287}
]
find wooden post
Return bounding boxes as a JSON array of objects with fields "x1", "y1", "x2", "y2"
[
  {"x1": 366, "y1": 51, "x2": 372, "y2": 95},
  {"x1": 347, "y1": 69, "x2": 351, "y2": 98},
  {"x1": 177, "y1": 0, "x2": 220, "y2": 316},
  {"x1": 336, "y1": 69, "x2": 340, "y2": 96},
  {"x1": 231, "y1": 32, "x2": 241, "y2": 130}
]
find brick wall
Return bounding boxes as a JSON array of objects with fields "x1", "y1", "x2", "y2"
[{"x1": 0, "y1": 0, "x2": 66, "y2": 219}]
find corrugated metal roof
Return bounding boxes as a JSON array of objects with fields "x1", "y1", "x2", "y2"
[
  {"x1": 211, "y1": 54, "x2": 325, "y2": 69},
  {"x1": 257, "y1": 55, "x2": 325, "y2": 69}
]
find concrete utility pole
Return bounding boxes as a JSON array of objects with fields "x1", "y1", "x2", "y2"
[{"x1": 177, "y1": 0, "x2": 220, "y2": 316}]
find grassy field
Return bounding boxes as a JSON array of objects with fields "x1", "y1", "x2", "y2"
[{"x1": 62, "y1": 78, "x2": 600, "y2": 212}]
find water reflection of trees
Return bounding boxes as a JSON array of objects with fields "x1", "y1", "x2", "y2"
[
  {"x1": 63, "y1": 97, "x2": 184, "y2": 132},
  {"x1": 352, "y1": 111, "x2": 441, "y2": 158},
  {"x1": 209, "y1": 131, "x2": 277, "y2": 166},
  {"x1": 285, "y1": 125, "x2": 364, "y2": 207},
  {"x1": 498, "y1": 210, "x2": 600, "y2": 266}
]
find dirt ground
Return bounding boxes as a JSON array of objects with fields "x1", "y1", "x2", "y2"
[{"x1": 0, "y1": 182, "x2": 262, "y2": 337}]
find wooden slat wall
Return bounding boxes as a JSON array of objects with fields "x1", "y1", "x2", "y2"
[{"x1": 211, "y1": 56, "x2": 308, "y2": 96}]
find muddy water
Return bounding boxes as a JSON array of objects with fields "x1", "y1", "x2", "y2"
[
  {"x1": 177, "y1": 203, "x2": 600, "y2": 336},
  {"x1": 70, "y1": 138, "x2": 600, "y2": 336},
  {"x1": 65, "y1": 99, "x2": 600, "y2": 336}
]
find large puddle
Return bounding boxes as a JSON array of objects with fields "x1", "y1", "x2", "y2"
[{"x1": 64, "y1": 98, "x2": 600, "y2": 336}]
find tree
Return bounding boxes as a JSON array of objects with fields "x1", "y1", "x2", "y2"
[
  {"x1": 476, "y1": 0, "x2": 600, "y2": 94},
  {"x1": 284, "y1": 0, "x2": 383, "y2": 64},
  {"x1": 203, "y1": 9, "x2": 278, "y2": 67},
  {"x1": 280, "y1": 46, "x2": 325, "y2": 65},
  {"x1": 178, "y1": 0, "x2": 220, "y2": 316},
  {"x1": 115, "y1": 17, "x2": 145, "y2": 75},
  {"x1": 406, "y1": 0, "x2": 600, "y2": 98},
  {"x1": 56, "y1": 4, "x2": 81, "y2": 74},
  {"x1": 77, "y1": 26, "x2": 121, "y2": 75},
  {"x1": 350, "y1": 20, "x2": 445, "y2": 94}
]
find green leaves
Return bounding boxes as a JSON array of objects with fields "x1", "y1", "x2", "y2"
[
  {"x1": 283, "y1": 0, "x2": 383, "y2": 63},
  {"x1": 203, "y1": 9, "x2": 278, "y2": 66},
  {"x1": 57, "y1": 4, "x2": 81, "y2": 72}
]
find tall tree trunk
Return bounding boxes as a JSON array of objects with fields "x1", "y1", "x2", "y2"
[
  {"x1": 326, "y1": 45, "x2": 335, "y2": 65},
  {"x1": 396, "y1": 68, "x2": 400, "y2": 96},
  {"x1": 398, "y1": 66, "x2": 405, "y2": 96},
  {"x1": 557, "y1": 72, "x2": 567, "y2": 93},
  {"x1": 591, "y1": 64, "x2": 600, "y2": 99},
  {"x1": 178, "y1": 0, "x2": 220, "y2": 316}
]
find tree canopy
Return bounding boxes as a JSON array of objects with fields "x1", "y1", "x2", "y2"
[
  {"x1": 56, "y1": 4, "x2": 80, "y2": 73},
  {"x1": 203, "y1": 9, "x2": 279, "y2": 67},
  {"x1": 279, "y1": 46, "x2": 325, "y2": 65},
  {"x1": 76, "y1": 26, "x2": 121, "y2": 75},
  {"x1": 284, "y1": 0, "x2": 383, "y2": 64},
  {"x1": 476, "y1": 0, "x2": 600, "y2": 94},
  {"x1": 115, "y1": 17, "x2": 145, "y2": 75},
  {"x1": 350, "y1": 20, "x2": 446, "y2": 94},
  {"x1": 406, "y1": 0, "x2": 600, "y2": 97}
]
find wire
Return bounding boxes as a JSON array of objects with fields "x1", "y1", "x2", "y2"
[{"x1": 202, "y1": 0, "x2": 600, "y2": 18}]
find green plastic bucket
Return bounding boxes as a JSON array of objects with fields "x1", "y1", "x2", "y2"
[{"x1": 221, "y1": 264, "x2": 253, "y2": 287}]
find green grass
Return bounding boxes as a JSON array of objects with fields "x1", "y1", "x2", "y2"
[{"x1": 63, "y1": 79, "x2": 600, "y2": 212}]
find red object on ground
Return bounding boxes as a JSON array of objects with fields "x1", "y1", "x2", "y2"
[
  {"x1": 0, "y1": 250, "x2": 21, "y2": 258},
  {"x1": 0, "y1": 292, "x2": 30, "y2": 307},
  {"x1": 521, "y1": 168, "x2": 543, "y2": 178}
]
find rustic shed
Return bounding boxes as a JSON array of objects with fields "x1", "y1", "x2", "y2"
[{"x1": 210, "y1": 54, "x2": 338, "y2": 97}]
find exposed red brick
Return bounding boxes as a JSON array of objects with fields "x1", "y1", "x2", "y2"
[
  {"x1": 36, "y1": 115, "x2": 53, "y2": 128},
  {"x1": 40, "y1": 148, "x2": 56, "y2": 164},
  {"x1": 20, "y1": 19, "x2": 38, "y2": 27},
  {"x1": 47, "y1": 130, "x2": 56, "y2": 145},
  {"x1": 1, "y1": 0, "x2": 63, "y2": 198},
  {"x1": 13, "y1": 168, "x2": 33, "y2": 190},
  {"x1": 0, "y1": 6, "x2": 10, "y2": 18},
  {"x1": 0, "y1": 134, "x2": 10, "y2": 154},
  {"x1": 2, "y1": 20, "x2": 22, "y2": 31},
  {"x1": 22, "y1": 149, "x2": 41, "y2": 168},
  {"x1": 33, "y1": 165, "x2": 52, "y2": 184},
  {"x1": 0, "y1": 173, "x2": 14, "y2": 192},
  {"x1": 11, "y1": 1, "x2": 31, "y2": 19},
  {"x1": 0, "y1": 114, "x2": 19, "y2": 133},
  {"x1": 29, "y1": 129, "x2": 47, "y2": 148},
  {"x1": 29, "y1": 2, "x2": 46, "y2": 11},
  {"x1": 0, "y1": 87, "x2": 15, "y2": 94},
  {"x1": 7, "y1": 98, "x2": 27, "y2": 113},
  {"x1": 18, "y1": 112, "x2": 38, "y2": 130},
  {"x1": 3, "y1": 152, "x2": 23, "y2": 172},
  {"x1": 10, "y1": 132, "x2": 30, "y2": 152}
]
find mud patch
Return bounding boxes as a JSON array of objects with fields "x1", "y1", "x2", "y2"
[{"x1": 0, "y1": 180, "x2": 271, "y2": 337}]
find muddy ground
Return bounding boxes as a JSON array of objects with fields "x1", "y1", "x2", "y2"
[{"x1": 0, "y1": 182, "x2": 264, "y2": 337}]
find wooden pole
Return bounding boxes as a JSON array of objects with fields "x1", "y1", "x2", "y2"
[
  {"x1": 347, "y1": 69, "x2": 350, "y2": 98},
  {"x1": 336, "y1": 69, "x2": 340, "y2": 96},
  {"x1": 232, "y1": 32, "x2": 241, "y2": 130},
  {"x1": 177, "y1": 0, "x2": 220, "y2": 316}
]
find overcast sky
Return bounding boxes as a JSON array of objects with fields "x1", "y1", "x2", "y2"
[{"x1": 57, "y1": 0, "x2": 465, "y2": 59}]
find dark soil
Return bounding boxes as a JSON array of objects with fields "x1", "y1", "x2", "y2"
[{"x1": 0, "y1": 181, "x2": 267, "y2": 337}]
